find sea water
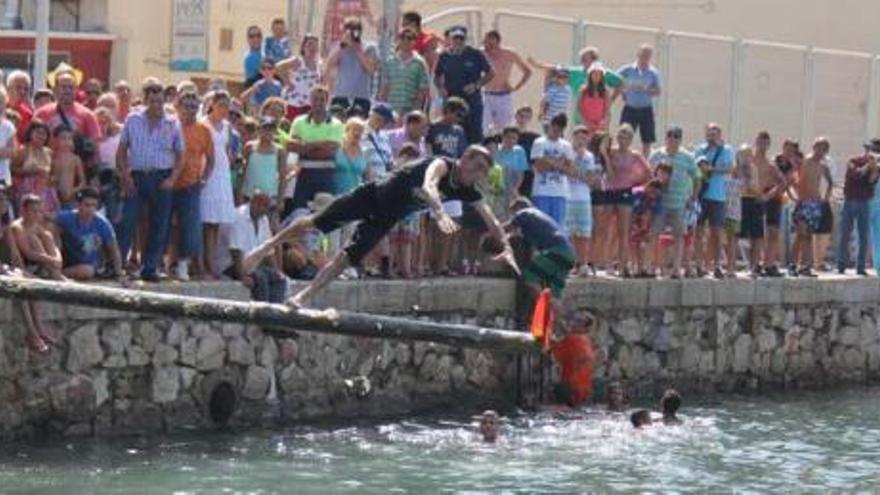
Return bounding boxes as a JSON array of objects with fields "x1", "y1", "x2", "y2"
[{"x1": 1, "y1": 388, "x2": 878, "y2": 493}]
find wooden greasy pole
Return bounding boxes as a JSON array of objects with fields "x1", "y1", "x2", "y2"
[{"x1": 0, "y1": 276, "x2": 538, "y2": 353}]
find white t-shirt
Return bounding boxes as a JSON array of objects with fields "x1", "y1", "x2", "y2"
[
  {"x1": 568, "y1": 150, "x2": 598, "y2": 202},
  {"x1": 530, "y1": 136, "x2": 575, "y2": 199},
  {"x1": 224, "y1": 203, "x2": 272, "y2": 272},
  {"x1": 98, "y1": 133, "x2": 121, "y2": 170},
  {"x1": 0, "y1": 119, "x2": 15, "y2": 185}
]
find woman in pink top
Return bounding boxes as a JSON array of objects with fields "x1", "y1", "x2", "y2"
[
  {"x1": 578, "y1": 64, "x2": 611, "y2": 133},
  {"x1": 604, "y1": 123, "x2": 650, "y2": 277}
]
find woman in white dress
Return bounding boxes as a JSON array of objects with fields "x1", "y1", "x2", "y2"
[{"x1": 200, "y1": 91, "x2": 237, "y2": 278}]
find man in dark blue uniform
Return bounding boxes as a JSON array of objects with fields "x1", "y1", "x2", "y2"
[{"x1": 434, "y1": 25, "x2": 495, "y2": 145}]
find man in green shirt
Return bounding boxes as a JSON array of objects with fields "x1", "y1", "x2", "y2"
[
  {"x1": 647, "y1": 125, "x2": 699, "y2": 278},
  {"x1": 379, "y1": 28, "x2": 430, "y2": 116},
  {"x1": 283, "y1": 85, "x2": 344, "y2": 219}
]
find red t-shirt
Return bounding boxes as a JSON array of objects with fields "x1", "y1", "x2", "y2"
[
  {"x1": 33, "y1": 102, "x2": 102, "y2": 141},
  {"x1": 550, "y1": 334, "x2": 595, "y2": 405},
  {"x1": 10, "y1": 100, "x2": 33, "y2": 143},
  {"x1": 414, "y1": 30, "x2": 441, "y2": 56}
]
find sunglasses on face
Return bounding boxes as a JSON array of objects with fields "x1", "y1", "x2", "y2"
[
  {"x1": 400, "y1": 35, "x2": 415, "y2": 41},
  {"x1": 248, "y1": 32, "x2": 262, "y2": 39},
  {"x1": 667, "y1": 133, "x2": 682, "y2": 140},
  {"x1": 144, "y1": 86, "x2": 163, "y2": 95}
]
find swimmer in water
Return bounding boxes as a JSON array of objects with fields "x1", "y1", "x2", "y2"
[
  {"x1": 479, "y1": 410, "x2": 500, "y2": 443},
  {"x1": 630, "y1": 409, "x2": 652, "y2": 429},
  {"x1": 660, "y1": 389, "x2": 683, "y2": 425},
  {"x1": 606, "y1": 381, "x2": 626, "y2": 412}
]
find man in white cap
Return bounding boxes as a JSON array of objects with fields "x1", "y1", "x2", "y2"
[{"x1": 434, "y1": 25, "x2": 495, "y2": 145}]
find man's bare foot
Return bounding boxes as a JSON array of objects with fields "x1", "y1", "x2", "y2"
[
  {"x1": 25, "y1": 333, "x2": 50, "y2": 355},
  {"x1": 242, "y1": 244, "x2": 273, "y2": 275},
  {"x1": 286, "y1": 293, "x2": 308, "y2": 309},
  {"x1": 38, "y1": 326, "x2": 59, "y2": 346}
]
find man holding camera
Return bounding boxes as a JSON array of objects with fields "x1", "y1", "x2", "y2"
[
  {"x1": 838, "y1": 139, "x2": 880, "y2": 276},
  {"x1": 324, "y1": 17, "x2": 379, "y2": 118}
]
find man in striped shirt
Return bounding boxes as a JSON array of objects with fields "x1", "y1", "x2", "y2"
[
  {"x1": 379, "y1": 28, "x2": 430, "y2": 117},
  {"x1": 116, "y1": 77, "x2": 185, "y2": 282}
]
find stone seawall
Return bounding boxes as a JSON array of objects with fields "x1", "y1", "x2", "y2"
[
  {"x1": 0, "y1": 280, "x2": 517, "y2": 438},
  {"x1": 568, "y1": 277, "x2": 880, "y2": 397},
  {"x1": 1, "y1": 276, "x2": 880, "y2": 438}
]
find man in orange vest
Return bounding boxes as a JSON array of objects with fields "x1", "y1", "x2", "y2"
[{"x1": 548, "y1": 308, "x2": 595, "y2": 406}]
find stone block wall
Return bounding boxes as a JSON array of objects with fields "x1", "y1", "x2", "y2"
[
  {"x1": 567, "y1": 277, "x2": 880, "y2": 398},
  {"x1": 0, "y1": 279, "x2": 517, "y2": 438},
  {"x1": 2, "y1": 276, "x2": 880, "y2": 438}
]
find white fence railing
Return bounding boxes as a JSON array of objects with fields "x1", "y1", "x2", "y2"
[{"x1": 423, "y1": 7, "x2": 879, "y2": 163}]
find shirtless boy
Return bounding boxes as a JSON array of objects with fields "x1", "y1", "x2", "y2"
[
  {"x1": 51, "y1": 125, "x2": 86, "y2": 208},
  {"x1": 792, "y1": 138, "x2": 833, "y2": 277},
  {"x1": 10, "y1": 194, "x2": 65, "y2": 280},
  {"x1": 481, "y1": 30, "x2": 532, "y2": 133},
  {"x1": 753, "y1": 131, "x2": 786, "y2": 276}
]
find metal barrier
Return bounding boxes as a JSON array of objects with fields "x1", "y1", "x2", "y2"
[
  {"x1": 423, "y1": 7, "x2": 483, "y2": 45},
  {"x1": 485, "y1": 8, "x2": 880, "y2": 163},
  {"x1": 283, "y1": 4, "x2": 878, "y2": 164}
]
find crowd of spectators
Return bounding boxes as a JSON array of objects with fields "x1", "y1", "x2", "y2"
[{"x1": 1, "y1": 10, "x2": 879, "y2": 354}]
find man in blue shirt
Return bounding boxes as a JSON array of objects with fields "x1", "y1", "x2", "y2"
[
  {"x1": 116, "y1": 77, "x2": 185, "y2": 282},
  {"x1": 615, "y1": 44, "x2": 661, "y2": 158},
  {"x1": 434, "y1": 25, "x2": 495, "y2": 146},
  {"x1": 56, "y1": 187, "x2": 125, "y2": 282},
  {"x1": 243, "y1": 25, "x2": 263, "y2": 87},
  {"x1": 694, "y1": 122, "x2": 734, "y2": 278}
]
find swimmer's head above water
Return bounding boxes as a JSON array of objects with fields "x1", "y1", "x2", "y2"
[
  {"x1": 630, "y1": 409, "x2": 652, "y2": 429},
  {"x1": 479, "y1": 410, "x2": 500, "y2": 443},
  {"x1": 660, "y1": 389, "x2": 683, "y2": 425}
]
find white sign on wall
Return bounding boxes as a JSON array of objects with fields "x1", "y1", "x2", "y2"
[{"x1": 171, "y1": 0, "x2": 209, "y2": 72}]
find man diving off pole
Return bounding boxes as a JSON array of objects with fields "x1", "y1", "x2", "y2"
[{"x1": 242, "y1": 145, "x2": 519, "y2": 308}]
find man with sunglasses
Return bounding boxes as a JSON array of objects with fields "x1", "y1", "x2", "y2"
[
  {"x1": 170, "y1": 91, "x2": 214, "y2": 280},
  {"x1": 240, "y1": 58, "x2": 283, "y2": 113},
  {"x1": 116, "y1": 77, "x2": 185, "y2": 282},
  {"x1": 379, "y1": 28, "x2": 430, "y2": 116},
  {"x1": 243, "y1": 25, "x2": 264, "y2": 87},
  {"x1": 648, "y1": 125, "x2": 699, "y2": 278}
]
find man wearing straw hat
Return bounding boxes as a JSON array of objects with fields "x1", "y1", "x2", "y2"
[
  {"x1": 34, "y1": 63, "x2": 98, "y2": 135},
  {"x1": 33, "y1": 62, "x2": 101, "y2": 164}
]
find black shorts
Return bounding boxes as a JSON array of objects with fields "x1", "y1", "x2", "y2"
[
  {"x1": 290, "y1": 168, "x2": 336, "y2": 212},
  {"x1": 604, "y1": 188, "x2": 634, "y2": 206},
  {"x1": 699, "y1": 199, "x2": 726, "y2": 228},
  {"x1": 817, "y1": 201, "x2": 834, "y2": 234},
  {"x1": 461, "y1": 202, "x2": 487, "y2": 232},
  {"x1": 620, "y1": 106, "x2": 656, "y2": 144},
  {"x1": 738, "y1": 197, "x2": 765, "y2": 239},
  {"x1": 330, "y1": 96, "x2": 372, "y2": 118},
  {"x1": 764, "y1": 198, "x2": 782, "y2": 228},
  {"x1": 518, "y1": 169, "x2": 535, "y2": 198},
  {"x1": 591, "y1": 189, "x2": 610, "y2": 206},
  {"x1": 312, "y1": 183, "x2": 399, "y2": 266}
]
